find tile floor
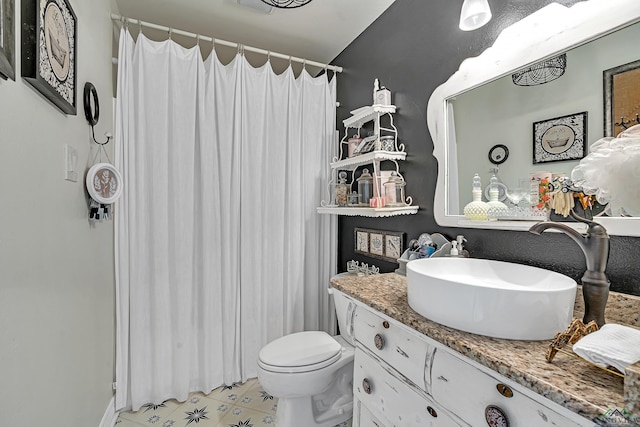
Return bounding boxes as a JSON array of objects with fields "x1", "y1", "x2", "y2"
[{"x1": 115, "y1": 378, "x2": 352, "y2": 427}]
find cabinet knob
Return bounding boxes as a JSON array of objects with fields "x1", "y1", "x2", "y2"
[
  {"x1": 374, "y1": 333, "x2": 385, "y2": 350},
  {"x1": 485, "y1": 405, "x2": 509, "y2": 427},
  {"x1": 496, "y1": 383, "x2": 513, "y2": 398},
  {"x1": 362, "y1": 378, "x2": 372, "y2": 394},
  {"x1": 382, "y1": 320, "x2": 390, "y2": 329},
  {"x1": 427, "y1": 406, "x2": 438, "y2": 418}
]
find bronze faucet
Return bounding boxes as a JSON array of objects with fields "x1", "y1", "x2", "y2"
[{"x1": 529, "y1": 212, "x2": 610, "y2": 327}]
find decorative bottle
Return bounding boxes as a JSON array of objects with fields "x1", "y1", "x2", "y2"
[
  {"x1": 486, "y1": 174, "x2": 508, "y2": 219},
  {"x1": 335, "y1": 171, "x2": 349, "y2": 207},
  {"x1": 463, "y1": 173, "x2": 489, "y2": 220}
]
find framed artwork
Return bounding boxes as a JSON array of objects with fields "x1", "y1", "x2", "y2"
[
  {"x1": 21, "y1": 0, "x2": 77, "y2": 114},
  {"x1": 86, "y1": 163, "x2": 123, "y2": 204},
  {"x1": 354, "y1": 228, "x2": 404, "y2": 263},
  {"x1": 369, "y1": 233, "x2": 384, "y2": 256},
  {"x1": 355, "y1": 230, "x2": 369, "y2": 253},
  {"x1": 532, "y1": 112, "x2": 587, "y2": 164},
  {"x1": 0, "y1": 0, "x2": 15, "y2": 80},
  {"x1": 604, "y1": 59, "x2": 640, "y2": 137}
]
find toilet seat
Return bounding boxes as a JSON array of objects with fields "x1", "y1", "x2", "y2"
[{"x1": 258, "y1": 331, "x2": 343, "y2": 374}]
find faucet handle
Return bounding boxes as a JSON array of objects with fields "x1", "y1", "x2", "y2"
[{"x1": 569, "y1": 209, "x2": 608, "y2": 237}]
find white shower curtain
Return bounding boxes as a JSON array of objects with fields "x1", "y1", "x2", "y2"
[{"x1": 114, "y1": 28, "x2": 337, "y2": 412}]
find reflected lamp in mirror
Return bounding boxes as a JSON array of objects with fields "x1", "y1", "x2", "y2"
[{"x1": 459, "y1": 0, "x2": 492, "y2": 31}]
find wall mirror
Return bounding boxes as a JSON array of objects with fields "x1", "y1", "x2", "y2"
[{"x1": 427, "y1": 0, "x2": 640, "y2": 236}]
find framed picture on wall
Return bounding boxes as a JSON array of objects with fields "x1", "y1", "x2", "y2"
[
  {"x1": 532, "y1": 111, "x2": 587, "y2": 164},
  {"x1": 0, "y1": 0, "x2": 15, "y2": 80},
  {"x1": 21, "y1": 0, "x2": 77, "y2": 114},
  {"x1": 354, "y1": 227, "x2": 404, "y2": 263},
  {"x1": 604, "y1": 59, "x2": 640, "y2": 137}
]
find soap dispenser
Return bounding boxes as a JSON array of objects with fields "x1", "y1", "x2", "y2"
[
  {"x1": 486, "y1": 174, "x2": 508, "y2": 217},
  {"x1": 449, "y1": 241, "x2": 459, "y2": 256},
  {"x1": 463, "y1": 173, "x2": 489, "y2": 220},
  {"x1": 456, "y1": 235, "x2": 470, "y2": 258}
]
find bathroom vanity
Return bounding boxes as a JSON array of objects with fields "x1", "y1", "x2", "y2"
[{"x1": 331, "y1": 273, "x2": 640, "y2": 426}]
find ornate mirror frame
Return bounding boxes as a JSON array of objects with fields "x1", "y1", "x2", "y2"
[{"x1": 427, "y1": 0, "x2": 640, "y2": 236}]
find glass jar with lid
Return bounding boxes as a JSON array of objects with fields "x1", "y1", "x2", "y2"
[
  {"x1": 334, "y1": 171, "x2": 350, "y2": 207},
  {"x1": 356, "y1": 168, "x2": 374, "y2": 206},
  {"x1": 347, "y1": 191, "x2": 361, "y2": 206},
  {"x1": 383, "y1": 172, "x2": 407, "y2": 207}
]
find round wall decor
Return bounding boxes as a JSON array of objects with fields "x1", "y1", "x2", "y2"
[{"x1": 86, "y1": 163, "x2": 123, "y2": 204}]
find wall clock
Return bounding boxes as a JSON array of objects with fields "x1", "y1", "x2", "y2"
[{"x1": 21, "y1": 0, "x2": 77, "y2": 114}]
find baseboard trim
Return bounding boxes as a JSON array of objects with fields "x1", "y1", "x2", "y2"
[{"x1": 99, "y1": 396, "x2": 118, "y2": 427}]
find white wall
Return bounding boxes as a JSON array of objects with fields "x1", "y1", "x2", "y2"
[
  {"x1": 453, "y1": 21, "x2": 640, "y2": 208},
  {"x1": 0, "y1": 1, "x2": 115, "y2": 425}
]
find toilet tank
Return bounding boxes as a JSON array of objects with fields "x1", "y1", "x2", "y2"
[{"x1": 332, "y1": 288, "x2": 356, "y2": 346}]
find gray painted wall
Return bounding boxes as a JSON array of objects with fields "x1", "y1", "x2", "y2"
[
  {"x1": 0, "y1": 1, "x2": 115, "y2": 425},
  {"x1": 333, "y1": 0, "x2": 640, "y2": 296}
]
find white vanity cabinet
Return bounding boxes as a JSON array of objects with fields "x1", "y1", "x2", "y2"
[
  {"x1": 353, "y1": 347, "x2": 460, "y2": 426},
  {"x1": 340, "y1": 289, "x2": 593, "y2": 427},
  {"x1": 430, "y1": 349, "x2": 589, "y2": 427},
  {"x1": 317, "y1": 105, "x2": 419, "y2": 217}
]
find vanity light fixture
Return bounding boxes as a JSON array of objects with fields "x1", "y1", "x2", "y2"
[
  {"x1": 259, "y1": 0, "x2": 313, "y2": 8},
  {"x1": 459, "y1": 0, "x2": 492, "y2": 31}
]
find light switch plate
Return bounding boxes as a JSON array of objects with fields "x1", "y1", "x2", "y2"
[{"x1": 64, "y1": 144, "x2": 78, "y2": 182}]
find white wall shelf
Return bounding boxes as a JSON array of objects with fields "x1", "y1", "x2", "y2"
[
  {"x1": 344, "y1": 105, "x2": 397, "y2": 129},
  {"x1": 317, "y1": 206, "x2": 419, "y2": 217},
  {"x1": 330, "y1": 151, "x2": 407, "y2": 170},
  {"x1": 319, "y1": 103, "x2": 417, "y2": 217}
]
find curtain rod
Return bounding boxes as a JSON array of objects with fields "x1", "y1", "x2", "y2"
[{"x1": 110, "y1": 13, "x2": 343, "y2": 73}]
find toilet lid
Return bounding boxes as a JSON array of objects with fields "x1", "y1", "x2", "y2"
[{"x1": 258, "y1": 331, "x2": 342, "y2": 373}]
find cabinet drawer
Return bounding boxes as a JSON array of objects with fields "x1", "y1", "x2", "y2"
[
  {"x1": 353, "y1": 305, "x2": 435, "y2": 392},
  {"x1": 354, "y1": 348, "x2": 460, "y2": 427},
  {"x1": 356, "y1": 399, "x2": 390, "y2": 427},
  {"x1": 431, "y1": 349, "x2": 588, "y2": 427}
]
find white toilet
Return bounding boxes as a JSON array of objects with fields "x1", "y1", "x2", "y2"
[{"x1": 257, "y1": 289, "x2": 355, "y2": 427}]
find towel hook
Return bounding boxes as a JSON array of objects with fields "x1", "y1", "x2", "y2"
[{"x1": 83, "y1": 82, "x2": 112, "y2": 147}]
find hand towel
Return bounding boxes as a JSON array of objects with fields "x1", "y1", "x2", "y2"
[{"x1": 572, "y1": 324, "x2": 640, "y2": 373}]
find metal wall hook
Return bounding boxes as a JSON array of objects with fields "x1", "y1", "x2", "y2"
[{"x1": 84, "y1": 82, "x2": 112, "y2": 146}]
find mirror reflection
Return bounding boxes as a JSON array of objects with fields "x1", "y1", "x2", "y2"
[
  {"x1": 427, "y1": 0, "x2": 640, "y2": 236},
  {"x1": 450, "y1": 21, "x2": 640, "y2": 216}
]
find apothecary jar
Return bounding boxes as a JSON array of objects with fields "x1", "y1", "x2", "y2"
[
  {"x1": 357, "y1": 168, "x2": 374, "y2": 206},
  {"x1": 383, "y1": 172, "x2": 406, "y2": 207}
]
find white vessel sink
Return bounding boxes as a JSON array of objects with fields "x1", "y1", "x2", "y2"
[{"x1": 406, "y1": 258, "x2": 577, "y2": 340}]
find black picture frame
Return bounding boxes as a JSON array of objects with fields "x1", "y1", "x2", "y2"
[
  {"x1": 603, "y1": 59, "x2": 640, "y2": 137},
  {"x1": 21, "y1": 0, "x2": 77, "y2": 114},
  {"x1": 354, "y1": 227, "x2": 404, "y2": 263},
  {"x1": 0, "y1": 0, "x2": 15, "y2": 80},
  {"x1": 532, "y1": 111, "x2": 587, "y2": 164}
]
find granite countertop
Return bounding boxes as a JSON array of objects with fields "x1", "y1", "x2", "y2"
[{"x1": 331, "y1": 273, "x2": 640, "y2": 421}]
